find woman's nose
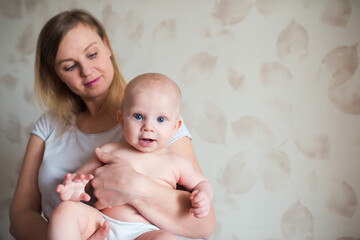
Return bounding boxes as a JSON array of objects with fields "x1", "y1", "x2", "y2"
[{"x1": 80, "y1": 63, "x2": 93, "y2": 77}]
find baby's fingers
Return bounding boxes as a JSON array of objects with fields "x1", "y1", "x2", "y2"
[
  {"x1": 191, "y1": 191, "x2": 207, "y2": 204},
  {"x1": 85, "y1": 174, "x2": 94, "y2": 181},
  {"x1": 190, "y1": 205, "x2": 210, "y2": 218},
  {"x1": 63, "y1": 173, "x2": 73, "y2": 185},
  {"x1": 56, "y1": 184, "x2": 65, "y2": 193},
  {"x1": 190, "y1": 189, "x2": 199, "y2": 200},
  {"x1": 80, "y1": 192, "x2": 91, "y2": 202}
]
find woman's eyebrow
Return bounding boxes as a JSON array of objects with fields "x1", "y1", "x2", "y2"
[
  {"x1": 84, "y1": 41, "x2": 97, "y2": 52},
  {"x1": 56, "y1": 42, "x2": 98, "y2": 66}
]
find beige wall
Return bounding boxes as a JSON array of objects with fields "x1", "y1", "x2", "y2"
[{"x1": 1, "y1": 0, "x2": 359, "y2": 239}]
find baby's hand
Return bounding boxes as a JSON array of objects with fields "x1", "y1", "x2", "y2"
[
  {"x1": 189, "y1": 189, "x2": 211, "y2": 218},
  {"x1": 56, "y1": 173, "x2": 94, "y2": 202}
]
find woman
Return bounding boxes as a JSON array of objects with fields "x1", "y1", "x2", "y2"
[{"x1": 9, "y1": 9, "x2": 215, "y2": 240}]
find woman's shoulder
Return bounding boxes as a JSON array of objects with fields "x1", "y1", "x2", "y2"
[{"x1": 31, "y1": 111, "x2": 60, "y2": 140}]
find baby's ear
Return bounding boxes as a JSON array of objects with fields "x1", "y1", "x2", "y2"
[
  {"x1": 117, "y1": 111, "x2": 124, "y2": 128},
  {"x1": 174, "y1": 118, "x2": 182, "y2": 132}
]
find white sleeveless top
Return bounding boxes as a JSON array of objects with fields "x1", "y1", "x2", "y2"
[{"x1": 31, "y1": 112, "x2": 191, "y2": 220}]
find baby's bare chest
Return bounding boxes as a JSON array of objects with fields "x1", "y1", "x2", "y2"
[{"x1": 113, "y1": 150, "x2": 178, "y2": 188}]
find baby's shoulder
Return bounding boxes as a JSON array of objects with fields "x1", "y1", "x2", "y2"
[{"x1": 164, "y1": 150, "x2": 189, "y2": 165}]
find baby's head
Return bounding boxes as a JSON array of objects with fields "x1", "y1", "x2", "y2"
[{"x1": 118, "y1": 73, "x2": 182, "y2": 152}]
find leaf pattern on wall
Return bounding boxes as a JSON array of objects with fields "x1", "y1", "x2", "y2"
[
  {"x1": 0, "y1": 74, "x2": 17, "y2": 93},
  {"x1": 228, "y1": 67, "x2": 246, "y2": 90},
  {"x1": 123, "y1": 10, "x2": 144, "y2": 41},
  {"x1": 153, "y1": 19, "x2": 176, "y2": 40},
  {"x1": 180, "y1": 52, "x2": 217, "y2": 83},
  {"x1": 25, "y1": 0, "x2": 49, "y2": 20},
  {"x1": 255, "y1": 0, "x2": 280, "y2": 18},
  {"x1": 3, "y1": 112, "x2": 21, "y2": 144},
  {"x1": 319, "y1": 44, "x2": 359, "y2": 114},
  {"x1": 295, "y1": 133, "x2": 330, "y2": 160},
  {"x1": 17, "y1": 23, "x2": 35, "y2": 55},
  {"x1": 23, "y1": 85, "x2": 33, "y2": 103},
  {"x1": 318, "y1": 44, "x2": 358, "y2": 87},
  {"x1": 328, "y1": 81, "x2": 360, "y2": 114},
  {"x1": 215, "y1": 29, "x2": 236, "y2": 43},
  {"x1": 257, "y1": 149, "x2": 291, "y2": 193},
  {"x1": 260, "y1": 62, "x2": 292, "y2": 87},
  {"x1": 264, "y1": 99, "x2": 293, "y2": 129},
  {"x1": 232, "y1": 116, "x2": 275, "y2": 149},
  {"x1": 276, "y1": 20, "x2": 308, "y2": 62},
  {"x1": 321, "y1": 0, "x2": 352, "y2": 28},
  {"x1": 326, "y1": 180, "x2": 358, "y2": 219},
  {"x1": 212, "y1": 0, "x2": 252, "y2": 26},
  {"x1": 102, "y1": 3, "x2": 122, "y2": 36},
  {"x1": 197, "y1": 103, "x2": 227, "y2": 144},
  {"x1": 281, "y1": 201, "x2": 314, "y2": 240},
  {"x1": 218, "y1": 152, "x2": 258, "y2": 194},
  {"x1": 0, "y1": 0, "x2": 22, "y2": 19}
]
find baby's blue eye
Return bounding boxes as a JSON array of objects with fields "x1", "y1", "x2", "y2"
[
  {"x1": 157, "y1": 116, "x2": 165, "y2": 123},
  {"x1": 134, "y1": 114, "x2": 143, "y2": 120}
]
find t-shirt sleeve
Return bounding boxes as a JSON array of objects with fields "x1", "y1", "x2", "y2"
[
  {"x1": 31, "y1": 112, "x2": 54, "y2": 141},
  {"x1": 168, "y1": 117, "x2": 192, "y2": 146}
]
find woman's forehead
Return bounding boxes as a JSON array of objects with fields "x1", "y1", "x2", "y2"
[{"x1": 56, "y1": 25, "x2": 101, "y2": 59}]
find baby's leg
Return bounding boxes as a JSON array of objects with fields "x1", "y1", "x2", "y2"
[
  {"x1": 136, "y1": 230, "x2": 177, "y2": 240},
  {"x1": 48, "y1": 201, "x2": 104, "y2": 240}
]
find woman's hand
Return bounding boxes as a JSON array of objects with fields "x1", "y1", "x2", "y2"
[{"x1": 91, "y1": 148, "x2": 146, "y2": 210}]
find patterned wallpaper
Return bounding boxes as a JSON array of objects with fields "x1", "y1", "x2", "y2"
[{"x1": 0, "y1": 0, "x2": 359, "y2": 239}]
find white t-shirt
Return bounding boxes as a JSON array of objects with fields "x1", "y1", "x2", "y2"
[{"x1": 31, "y1": 112, "x2": 191, "y2": 220}]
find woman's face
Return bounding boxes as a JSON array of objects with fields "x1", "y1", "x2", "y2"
[{"x1": 55, "y1": 24, "x2": 114, "y2": 102}]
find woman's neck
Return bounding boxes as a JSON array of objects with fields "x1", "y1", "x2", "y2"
[{"x1": 76, "y1": 110, "x2": 119, "y2": 134}]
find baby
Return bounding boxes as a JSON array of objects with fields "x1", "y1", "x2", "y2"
[{"x1": 48, "y1": 73, "x2": 214, "y2": 240}]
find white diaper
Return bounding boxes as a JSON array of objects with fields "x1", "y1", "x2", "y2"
[{"x1": 102, "y1": 213, "x2": 160, "y2": 240}]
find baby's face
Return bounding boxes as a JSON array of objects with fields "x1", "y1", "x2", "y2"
[{"x1": 120, "y1": 87, "x2": 180, "y2": 153}]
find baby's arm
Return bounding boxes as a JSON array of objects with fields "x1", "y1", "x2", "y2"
[
  {"x1": 57, "y1": 151, "x2": 103, "y2": 202},
  {"x1": 174, "y1": 155, "x2": 214, "y2": 218}
]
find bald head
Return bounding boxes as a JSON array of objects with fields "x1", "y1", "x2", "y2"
[{"x1": 121, "y1": 73, "x2": 182, "y2": 115}]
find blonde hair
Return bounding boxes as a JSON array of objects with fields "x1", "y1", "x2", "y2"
[{"x1": 34, "y1": 9, "x2": 126, "y2": 133}]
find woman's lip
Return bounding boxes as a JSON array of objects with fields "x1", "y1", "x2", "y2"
[{"x1": 85, "y1": 77, "x2": 100, "y2": 87}]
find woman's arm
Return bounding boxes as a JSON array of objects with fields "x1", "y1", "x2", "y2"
[
  {"x1": 9, "y1": 134, "x2": 109, "y2": 240},
  {"x1": 9, "y1": 135, "x2": 47, "y2": 239},
  {"x1": 141, "y1": 137, "x2": 215, "y2": 238},
  {"x1": 92, "y1": 137, "x2": 216, "y2": 239}
]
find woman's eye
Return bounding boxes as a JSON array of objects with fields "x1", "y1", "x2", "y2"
[
  {"x1": 65, "y1": 64, "x2": 76, "y2": 71},
  {"x1": 89, "y1": 52, "x2": 97, "y2": 59},
  {"x1": 157, "y1": 116, "x2": 165, "y2": 123},
  {"x1": 134, "y1": 114, "x2": 143, "y2": 120}
]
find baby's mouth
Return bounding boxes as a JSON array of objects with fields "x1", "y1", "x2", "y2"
[{"x1": 139, "y1": 138, "x2": 156, "y2": 147}]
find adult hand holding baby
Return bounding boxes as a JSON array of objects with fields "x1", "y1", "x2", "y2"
[{"x1": 91, "y1": 148, "x2": 147, "y2": 210}]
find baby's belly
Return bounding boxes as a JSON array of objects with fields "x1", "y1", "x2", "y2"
[{"x1": 101, "y1": 204, "x2": 151, "y2": 224}]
